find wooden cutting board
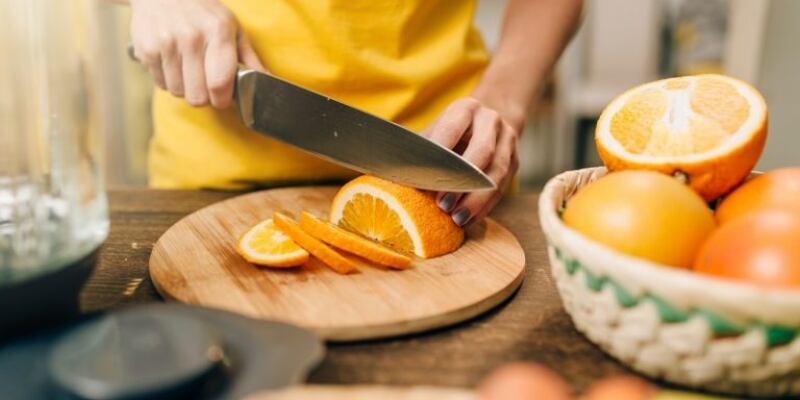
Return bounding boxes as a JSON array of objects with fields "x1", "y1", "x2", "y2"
[
  {"x1": 247, "y1": 385, "x2": 474, "y2": 400},
  {"x1": 149, "y1": 186, "x2": 525, "y2": 341}
]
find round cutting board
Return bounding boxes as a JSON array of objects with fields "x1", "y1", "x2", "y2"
[
  {"x1": 149, "y1": 187, "x2": 525, "y2": 341},
  {"x1": 247, "y1": 385, "x2": 473, "y2": 400}
]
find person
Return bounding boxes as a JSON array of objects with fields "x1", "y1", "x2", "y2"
[{"x1": 123, "y1": 0, "x2": 583, "y2": 227}]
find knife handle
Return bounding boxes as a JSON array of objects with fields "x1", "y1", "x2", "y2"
[{"x1": 126, "y1": 43, "x2": 137, "y2": 62}]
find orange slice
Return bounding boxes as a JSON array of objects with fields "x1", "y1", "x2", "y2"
[
  {"x1": 329, "y1": 175, "x2": 464, "y2": 258},
  {"x1": 299, "y1": 211, "x2": 412, "y2": 269},
  {"x1": 236, "y1": 218, "x2": 309, "y2": 267},
  {"x1": 272, "y1": 212, "x2": 357, "y2": 274},
  {"x1": 595, "y1": 74, "x2": 767, "y2": 200}
]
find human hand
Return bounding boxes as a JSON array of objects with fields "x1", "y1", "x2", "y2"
[
  {"x1": 129, "y1": 0, "x2": 265, "y2": 108},
  {"x1": 422, "y1": 97, "x2": 520, "y2": 227}
]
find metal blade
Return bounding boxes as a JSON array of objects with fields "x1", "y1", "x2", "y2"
[{"x1": 235, "y1": 69, "x2": 495, "y2": 192}]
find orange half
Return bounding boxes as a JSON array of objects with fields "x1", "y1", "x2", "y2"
[
  {"x1": 329, "y1": 175, "x2": 464, "y2": 258},
  {"x1": 595, "y1": 74, "x2": 767, "y2": 200}
]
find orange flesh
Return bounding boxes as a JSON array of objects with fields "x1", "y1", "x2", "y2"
[
  {"x1": 246, "y1": 226, "x2": 304, "y2": 255},
  {"x1": 273, "y1": 212, "x2": 357, "y2": 274},
  {"x1": 300, "y1": 211, "x2": 411, "y2": 269},
  {"x1": 338, "y1": 193, "x2": 415, "y2": 254},
  {"x1": 610, "y1": 78, "x2": 749, "y2": 157},
  {"x1": 236, "y1": 219, "x2": 308, "y2": 267}
]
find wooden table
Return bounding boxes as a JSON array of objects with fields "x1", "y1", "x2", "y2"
[{"x1": 81, "y1": 189, "x2": 628, "y2": 391}]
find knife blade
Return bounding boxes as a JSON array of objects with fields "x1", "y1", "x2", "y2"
[{"x1": 235, "y1": 68, "x2": 496, "y2": 192}]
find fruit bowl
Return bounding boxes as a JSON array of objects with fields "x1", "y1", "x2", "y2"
[{"x1": 539, "y1": 167, "x2": 800, "y2": 397}]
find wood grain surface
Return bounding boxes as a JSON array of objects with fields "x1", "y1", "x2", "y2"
[
  {"x1": 248, "y1": 385, "x2": 473, "y2": 400},
  {"x1": 148, "y1": 187, "x2": 526, "y2": 341},
  {"x1": 82, "y1": 189, "x2": 631, "y2": 392}
]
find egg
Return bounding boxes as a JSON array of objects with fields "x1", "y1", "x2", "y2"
[
  {"x1": 477, "y1": 362, "x2": 573, "y2": 400},
  {"x1": 582, "y1": 375, "x2": 655, "y2": 400}
]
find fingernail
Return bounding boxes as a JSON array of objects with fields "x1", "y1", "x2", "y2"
[
  {"x1": 438, "y1": 193, "x2": 456, "y2": 212},
  {"x1": 451, "y1": 208, "x2": 471, "y2": 227}
]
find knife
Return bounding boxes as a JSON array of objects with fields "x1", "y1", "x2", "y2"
[
  {"x1": 234, "y1": 68, "x2": 495, "y2": 192},
  {"x1": 127, "y1": 43, "x2": 494, "y2": 191}
]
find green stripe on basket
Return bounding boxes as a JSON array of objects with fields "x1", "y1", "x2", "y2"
[
  {"x1": 553, "y1": 246, "x2": 799, "y2": 347},
  {"x1": 647, "y1": 295, "x2": 690, "y2": 323},
  {"x1": 695, "y1": 309, "x2": 746, "y2": 335},
  {"x1": 764, "y1": 325, "x2": 797, "y2": 346},
  {"x1": 609, "y1": 280, "x2": 638, "y2": 308},
  {"x1": 565, "y1": 259, "x2": 580, "y2": 275},
  {"x1": 583, "y1": 268, "x2": 607, "y2": 291}
]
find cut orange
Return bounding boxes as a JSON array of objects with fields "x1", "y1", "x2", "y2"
[
  {"x1": 595, "y1": 74, "x2": 767, "y2": 200},
  {"x1": 236, "y1": 218, "x2": 309, "y2": 267},
  {"x1": 299, "y1": 211, "x2": 412, "y2": 269},
  {"x1": 329, "y1": 175, "x2": 464, "y2": 258},
  {"x1": 272, "y1": 212, "x2": 357, "y2": 274}
]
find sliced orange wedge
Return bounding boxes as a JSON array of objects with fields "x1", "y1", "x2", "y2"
[
  {"x1": 595, "y1": 74, "x2": 767, "y2": 200},
  {"x1": 272, "y1": 212, "x2": 357, "y2": 274},
  {"x1": 329, "y1": 175, "x2": 464, "y2": 258},
  {"x1": 236, "y1": 218, "x2": 309, "y2": 267},
  {"x1": 299, "y1": 211, "x2": 412, "y2": 269}
]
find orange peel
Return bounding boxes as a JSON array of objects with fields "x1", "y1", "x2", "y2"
[
  {"x1": 299, "y1": 211, "x2": 411, "y2": 269},
  {"x1": 273, "y1": 212, "x2": 357, "y2": 274}
]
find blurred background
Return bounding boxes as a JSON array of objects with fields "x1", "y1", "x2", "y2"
[{"x1": 95, "y1": 0, "x2": 798, "y2": 190}]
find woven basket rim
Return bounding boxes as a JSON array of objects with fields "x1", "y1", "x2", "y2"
[{"x1": 539, "y1": 167, "x2": 800, "y2": 327}]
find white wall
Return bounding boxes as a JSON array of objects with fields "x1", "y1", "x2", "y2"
[
  {"x1": 474, "y1": 0, "x2": 562, "y2": 186},
  {"x1": 474, "y1": 0, "x2": 506, "y2": 50},
  {"x1": 755, "y1": 0, "x2": 800, "y2": 169}
]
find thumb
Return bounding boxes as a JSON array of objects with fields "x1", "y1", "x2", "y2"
[{"x1": 237, "y1": 31, "x2": 267, "y2": 72}]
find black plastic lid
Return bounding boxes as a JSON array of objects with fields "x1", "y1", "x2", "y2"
[{"x1": 47, "y1": 307, "x2": 225, "y2": 400}]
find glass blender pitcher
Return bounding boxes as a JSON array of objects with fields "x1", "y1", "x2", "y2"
[{"x1": 0, "y1": 0, "x2": 108, "y2": 335}]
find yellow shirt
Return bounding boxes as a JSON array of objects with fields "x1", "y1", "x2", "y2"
[{"x1": 149, "y1": 0, "x2": 489, "y2": 189}]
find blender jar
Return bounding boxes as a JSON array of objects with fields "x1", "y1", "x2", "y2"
[{"x1": 0, "y1": 0, "x2": 108, "y2": 335}]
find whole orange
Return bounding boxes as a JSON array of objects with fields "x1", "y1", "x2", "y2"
[
  {"x1": 562, "y1": 170, "x2": 716, "y2": 268},
  {"x1": 716, "y1": 167, "x2": 800, "y2": 225},
  {"x1": 694, "y1": 209, "x2": 800, "y2": 288}
]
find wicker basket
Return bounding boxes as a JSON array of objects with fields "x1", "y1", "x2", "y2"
[{"x1": 539, "y1": 167, "x2": 800, "y2": 397}]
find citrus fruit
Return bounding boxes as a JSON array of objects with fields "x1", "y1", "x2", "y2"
[
  {"x1": 716, "y1": 167, "x2": 800, "y2": 225},
  {"x1": 272, "y1": 212, "x2": 357, "y2": 274},
  {"x1": 236, "y1": 218, "x2": 309, "y2": 267},
  {"x1": 329, "y1": 175, "x2": 464, "y2": 258},
  {"x1": 299, "y1": 211, "x2": 411, "y2": 269},
  {"x1": 694, "y1": 209, "x2": 800, "y2": 288},
  {"x1": 562, "y1": 170, "x2": 715, "y2": 268},
  {"x1": 595, "y1": 74, "x2": 767, "y2": 201}
]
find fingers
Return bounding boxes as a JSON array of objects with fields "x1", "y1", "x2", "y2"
[
  {"x1": 160, "y1": 36, "x2": 184, "y2": 97},
  {"x1": 238, "y1": 33, "x2": 267, "y2": 72},
  {"x1": 205, "y1": 13, "x2": 238, "y2": 108},
  {"x1": 450, "y1": 122, "x2": 519, "y2": 227},
  {"x1": 133, "y1": 40, "x2": 166, "y2": 89},
  {"x1": 147, "y1": 63, "x2": 167, "y2": 90},
  {"x1": 461, "y1": 108, "x2": 500, "y2": 171},
  {"x1": 426, "y1": 98, "x2": 480, "y2": 149},
  {"x1": 179, "y1": 27, "x2": 209, "y2": 106},
  {"x1": 434, "y1": 105, "x2": 500, "y2": 212},
  {"x1": 129, "y1": 1, "x2": 247, "y2": 109}
]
